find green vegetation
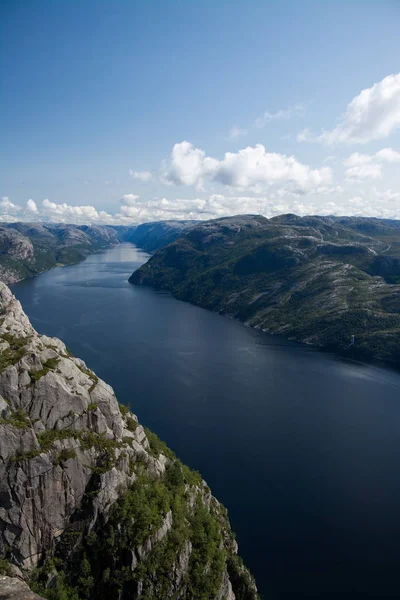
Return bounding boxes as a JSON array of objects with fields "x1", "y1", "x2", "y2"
[
  {"x1": 37, "y1": 428, "x2": 78, "y2": 452},
  {"x1": 31, "y1": 458, "x2": 233, "y2": 600},
  {"x1": 118, "y1": 402, "x2": 130, "y2": 417},
  {"x1": 0, "y1": 408, "x2": 30, "y2": 429},
  {"x1": 53, "y1": 448, "x2": 77, "y2": 466},
  {"x1": 130, "y1": 214, "x2": 400, "y2": 365},
  {"x1": 186, "y1": 501, "x2": 226, "y2": 599},
  {"x1": 0, "y1": 223, "x2": 120, "y2": 285},
  {"x1": 31, "y1": 570, "x2": 80, "y2": 600},
  {"x1": 144, "y1": 427, "x2": 175, "y2": 460},
  {"x1": 30, "y1": 357, "x2": 60, "y2": 383},
  {"x1": 227, "y1": 555, "x2": 259, "y2": 600},
  {"x1": 13, "y1": 426, "x2": 125, "y2": 469},
  {"x1": 126, "y1": 415, "x2": 138, "y2": 432},
  {"x1": 76, "y1": 365, "x2": 98, "y2": 393},
  {"x1": 0, "y1": 559, "x2": 12, "y2": 576},
  {"x1": 0, "y1": 333, "x2": 31, "y2": 372},
  {"x1": 87, "y1": 402, "x2": 98, "y2": 412}
]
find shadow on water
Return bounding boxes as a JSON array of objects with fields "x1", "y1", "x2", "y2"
[{"x1": 11, "y1": 244, "x2": 400, "y2": 599}]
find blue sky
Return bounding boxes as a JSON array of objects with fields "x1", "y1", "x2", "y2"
[{"x1": 1, "y1": 0, "x2": 400, "y2": 224}]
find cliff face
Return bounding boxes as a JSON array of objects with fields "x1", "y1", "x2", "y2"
[
  {"x1": 0, "y1": 283, "x2": 257, "y2": 599},
  {"x1": 129, "y1": 214, "x2": 400, "y2": 364}
]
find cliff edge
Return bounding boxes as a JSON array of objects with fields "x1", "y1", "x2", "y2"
[{"x1": 0, "y1": 283, "x2": 258, "y2": 599}]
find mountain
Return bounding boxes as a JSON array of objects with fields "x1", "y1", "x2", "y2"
[
  {"x1": 129, "y1": 214, "x2": 400, "y2": 364},
  {"x1": 0, "y1": 224, "x2": 120, "y2": 284},
  {"x1": 0, "y1": 282, "x2": 258, "y2": 599},
  {"x1": 113, "y1": 220, "x2": 197, "y2": 252},
  {"x1": 0, "y1": 221, "x2": 197, "y2": 285}
]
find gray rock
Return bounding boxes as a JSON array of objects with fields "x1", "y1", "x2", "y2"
[{"x1": 0, "y1": 576, "x2": 44, "y2": 599}]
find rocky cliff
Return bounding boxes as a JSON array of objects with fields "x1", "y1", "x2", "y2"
[
  {"x1": 130, "y1": 214, "x2": 400, "y2": 364},
  {"x1": 0, "y1": 283, "x2": 258, "y2": 599}
]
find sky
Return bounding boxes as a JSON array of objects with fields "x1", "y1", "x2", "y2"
[{"x1": 1, "y1": 0, "x2": 400, "y2": 225}]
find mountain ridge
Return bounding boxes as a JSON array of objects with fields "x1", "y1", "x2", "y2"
[
  {"x1": 129, "y1": 214, "x2": 400, "y2": 365},
  {"x1": 0, "y1": 221, "x2": 195, "y2": 285}
]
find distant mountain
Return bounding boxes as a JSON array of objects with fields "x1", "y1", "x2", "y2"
[
  {"x1": 0, "y1": 221, "x2": 198, "y2": 285},
  {"x1": 0, "y1": 223, "x2": 119, "y2": 284},
  {"x1": 130, "y1": 214, "x2": 400, "y2": 364},
  {"x1": 113, "y1": 220, "x2": 197, "y2": 252}
]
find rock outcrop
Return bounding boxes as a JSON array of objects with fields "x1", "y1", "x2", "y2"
[
  {"x1": 0, "y1": 283, "x2": 258, "y2": 599},
  {"x1": 0, "y1": 576, "x2": 45, "y2": 599}
]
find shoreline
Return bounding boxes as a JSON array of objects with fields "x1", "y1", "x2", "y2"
[{"x1": 130, "y1": 278, "x2": 400, "y2": 374}]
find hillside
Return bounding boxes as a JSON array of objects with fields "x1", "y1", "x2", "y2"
[
  {"x1": 113, "y1": 220, "x2": 196, "y2": 252},
  {"x1": 0, "y1": 282, "x2": 258, "y2": 599},
  {"x1": 129, "y1": 214, "x2": 400, "y2": 364},
  {"x1": 0, "y1": 224, "x2": 119, "y2": 284},
  {"x1": 0, "y1": 221, "x2": 196, "y2": 285}
]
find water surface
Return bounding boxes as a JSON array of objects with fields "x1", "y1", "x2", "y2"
[{"x1": 12, "y1": 244, "x2": 400, "y2": 599}]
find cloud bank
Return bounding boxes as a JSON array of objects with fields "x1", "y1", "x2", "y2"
[
  {"x1": 162, "y1": 141, "x2": 333, "y2": 194},
  {"x1": 1, "y1": 186, "x2": 399, "y2": 227},
  {"x1": 298, "y1": 73, "x2": 400, "y2": 144},
  {"x1": 344, "y1": 147, "x2": 400, "y2": 180}
]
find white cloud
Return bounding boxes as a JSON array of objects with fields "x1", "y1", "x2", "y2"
[
  {"x1": 0, "y1": 197, "x2": 21, "y2": 216},
  {"x1": 298, "y1": 73, "x2": 400, "y2": 144},
  {"x1": 26, "y1": 199, "x2": 38, "y2": 213},
  {"x1": 344, "y1": 147, "x2": 400, "y2": 180},
  {"x1": 129, "y1": 170, "x2": 152, "y2": 182},
  {"x1": 228, "y1": 125, "x2": 248, "y2": 139},
  {"x1": 40, "y1": 199, "x2": 114, "y2": 225},
  {"x1": 345, "y1": 164, "x2": 383, "y2": 180},
  {"x1": 1, "y1": 187, "x2": 400, "y2": 225},
  {"x1": 161, "y1": 141, "x2": 218, "y2": 189},
  {"x1": 255, "y1": 104, "x2": 305, "y2": 128},
  {"x1": 375, "y1": 147, "x2": 400, "y2": 163},
  {"x1": 374, "y1": 188, "x2": 400, "y2": 203},
  {"x1": 120, "y1": 194, "x2": 139, "y2": 207},
  {"x1": 161, "y1": 141, "x2": 333, "y2": 194}
]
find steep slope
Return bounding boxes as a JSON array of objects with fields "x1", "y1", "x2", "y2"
[
  {"x1": 0, "y1": 283, "x2": 258, "y2": 600},
  {"x1": 0, "y1": 224, "x2": 120, "y2": 284},
  {"x1": 130, "y1": 214, "x2": 400, "y2": 364}
]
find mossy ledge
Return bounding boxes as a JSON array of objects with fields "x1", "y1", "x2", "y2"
[{"x1": 0, "y1": 282, "x2": 258, "y2": 599}]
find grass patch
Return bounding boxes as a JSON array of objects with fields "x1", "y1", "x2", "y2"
[
  {"x1": 144, "y1": 427, "x2": 175, "y2": 460},
  {"x1": 53, "y1": 448, "x2": 77, "y2": 466},
  {"x1": 0, "y1": 408, "x2": 30, "y2": 429},
  {"x1": 0, "y1": 559, "x2": 12, "y2": 576},
  {"x1": 77, "y1": 364, "x2": 98, "y2": 393},
  {"x1": 126, "y1": 416, "x2": 138, "y2": 432},
  {"x1": 30, "y1": 357, "x2": 60, "y2": 383},
  {"x1": 118, "y1": 402, "x2": 130, "y2": 417},
  {"x1": 0, "y1": 334, "x2": 31, "y2": 372},
  {"x1": 37, "y1": 428, "x2": 78, "y2": 452}
]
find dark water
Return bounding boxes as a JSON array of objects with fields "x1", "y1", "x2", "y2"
[{"x1": 11, "y1": 244, "x2": 400, "y2": 599}]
